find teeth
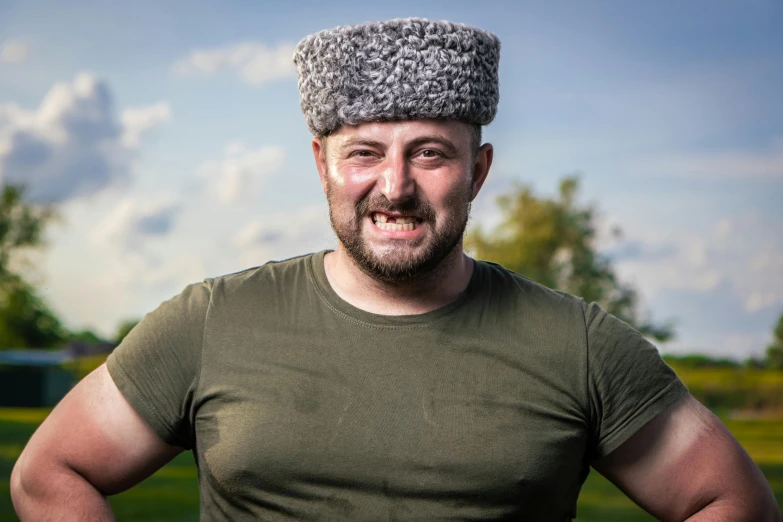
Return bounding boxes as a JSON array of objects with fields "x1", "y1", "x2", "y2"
[
  {"x1": 376, "y1": 222, "x2": 418, "y2": 231},
  {"x1": 371, "y1": 212, "x2": 421, "y2": 231},
  {"x1": 372, "y1": 213, "x2": 418, "y2": 225}
]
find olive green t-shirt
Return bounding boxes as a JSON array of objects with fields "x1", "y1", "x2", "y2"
[{"x1": 107, "y1": 250, "x2": 688, "y2": 521}]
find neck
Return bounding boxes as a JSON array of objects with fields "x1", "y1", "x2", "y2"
[{"x1": 323, "y1": 243, "x2": 474, "y2": 316}]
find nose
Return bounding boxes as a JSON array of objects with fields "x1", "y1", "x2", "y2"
[{"x1": 379, "y1": 151, "x2": 415, "y2": 203}]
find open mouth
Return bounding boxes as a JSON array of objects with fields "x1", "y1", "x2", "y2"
[{"x1": 371, "y1": 212, "x2": 424, "y2": 231}]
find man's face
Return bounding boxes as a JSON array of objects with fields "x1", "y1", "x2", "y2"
[{"x1": 314, "y1": 119, "x2": 488, "y2": 283}]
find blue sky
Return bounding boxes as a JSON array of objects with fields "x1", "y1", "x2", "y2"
[{"x1": 0, "y1": 0, "x2": 781, "y2": 358}]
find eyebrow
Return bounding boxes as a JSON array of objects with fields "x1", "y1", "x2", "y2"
[
  {"x1": 337, "y1": 138, "x2": 386, "y2": 153},
  {"x1": 337, "y1": 134, "x2": 459, "y2": 155}
]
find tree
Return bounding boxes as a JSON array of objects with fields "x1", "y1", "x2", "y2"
[
  {"x1": 115, "y1": 318, "x2": 140, "y2": 344},
  {"x1": 69, "y1": 329, "x2": 109, "y2": 344},
  {"x1": 0, "y1": 275, "x2": 68, "y2": 348},
  {"x1": 764, "y1": 313, "x2": 783, "y2": 370},
  {"x1": 0, "y1": 184, "x2": 66, "y2": 349},
  {"x1": 466, "y1": 176, "x2": 674, "y2": 342},
  {"x1": 0, "y1": 184, "x2": 56, "y2": 278}
]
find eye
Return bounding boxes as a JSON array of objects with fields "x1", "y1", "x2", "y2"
[
  {"x1": 419, "y1": 149, "x2": 440, "y2": 158},
  {"x1": 351, "y1": 150, "x2": 374, "y2": 158}
]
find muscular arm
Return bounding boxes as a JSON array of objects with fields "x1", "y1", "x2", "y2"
[
  {"x1": 10, "y1": 363, "x2": 184, "y2": 521},
  {"x1": 591, "y1": 393, "x2": 780, "y2": 522}
]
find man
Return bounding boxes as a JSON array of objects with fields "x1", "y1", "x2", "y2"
[{"x1": 11, "y1": 17, "x2": 780, "y2": 522}]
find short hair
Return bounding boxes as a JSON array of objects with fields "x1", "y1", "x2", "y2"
[{"x1": 468, "y1": 123, "x2": 483, "y2": 160}]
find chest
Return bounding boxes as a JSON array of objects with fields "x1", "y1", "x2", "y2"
[{"x1": 193, "y1": 325, "x2": 590, "y2": 511}]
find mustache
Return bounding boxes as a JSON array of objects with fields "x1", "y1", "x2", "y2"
[{"x1": 356, "y1": 195, "x2": 436, "y2": 221}]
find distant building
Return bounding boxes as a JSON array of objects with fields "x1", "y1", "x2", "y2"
[{"x1": 0, "y1": 342, "x2": 115, "y2": 407}]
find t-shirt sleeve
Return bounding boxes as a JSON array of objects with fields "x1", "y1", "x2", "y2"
[
  {"x1": 584, "y1": 301, "x2": 689, "y2": 460},
  {"x1": 106, "y1": 280, "x2": 213, "y2": 449}
]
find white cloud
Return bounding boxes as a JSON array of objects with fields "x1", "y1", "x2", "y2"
[
  {"x1": 121, "y1": 102, "x2": 172, "y2": 147},
  {"x1": 198, "y1": 142, "x2": 285, "y2": 203},
  {"x1": 91, "y1": 252, "x2": 207, "y2": 303},
  {"x1": 612, "y1": 212, "x2": 783, "y2": 318},
  {"x1": 685, "y1": 241, "x2": 708, "y2": 267},
  {"x1": 745, "y1": 292, "x2": 782, "y2": 313},
  {"x1": 0, "y1": 40, "x2": 30, "y2": 65},
  {"x1": 90, "y1": 196, "x2": 180, "y2": 253},
  {"x1": 579, "y1": 207, "x2": 783, "y2": 359},
  {"x1": 638, "y1": 138, "x2": 783, "y2": 180},
  {"x1": 235, "y1": 220, "x2": 283, "y2": 249},
  {"x1": 0, "y1": 73, "x2": 171, "y2": 203},
  {"x1": 73, "y1": 200, "x2": 330, "y2": 337},
  {"x1": 234, "y1": 204, "x2": 333, "y2": 266},
  {"x1": 713, "y1": 218, "x2": 733, "y2": 239},
  {"x1": 173, "y1": 42, "x2": 296, "y2": 86},
  {"x1": 749, "y1": 249, "x2": 783, "y2": 272},
  {"x1": 50, "y1": 249, "x2": 207, "y2": 339},
  {"x1": 0, "y1": 73, "x2": 127, "y2": 202},
  {"x1": 35, "y1": 191, "x2": 199, "y2": 338},
  {"x1": 634, "y1": 277, "x2": 780, "y2": 359}
]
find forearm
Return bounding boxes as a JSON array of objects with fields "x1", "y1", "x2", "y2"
[{"x1": 11, "y1": 459, "x2": 115, "y2": 522}]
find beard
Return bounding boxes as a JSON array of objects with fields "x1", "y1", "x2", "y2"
[{"x1": 326, "y1": 178, "x2": 473, "y2": 284}]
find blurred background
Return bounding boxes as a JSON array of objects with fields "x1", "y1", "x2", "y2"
[{"x1": 0, "y1": 0, "x2": 781, "y2": 520}]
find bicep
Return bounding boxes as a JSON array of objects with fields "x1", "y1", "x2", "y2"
[
  {"x1": 591, "y1": 393, "x2": 775, "y2": 521},
  {"x1": 16, "y1": 363, "x2": 183, "y2": 495}
]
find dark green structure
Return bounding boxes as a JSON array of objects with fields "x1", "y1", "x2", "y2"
[{"x1": 0, "y1": 351, "x2": 75, "y2": 407}]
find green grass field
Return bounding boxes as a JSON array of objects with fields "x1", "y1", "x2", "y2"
[{"x1": 1, "y1": 408, "x2": 781, "y2": 521}]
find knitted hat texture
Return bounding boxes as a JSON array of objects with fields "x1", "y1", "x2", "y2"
[{"x1": 293, "y1": 18, "x2": 500, "y2": 136}]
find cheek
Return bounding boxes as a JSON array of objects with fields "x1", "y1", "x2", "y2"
[
  {"x1": 327, "y1": 165, "x2": 377, "y2": 200},
  {"x1": 423, "y1": 177, "x2": 472, "y2": 213},
  {"x1": 344, "y1": 166, "x2": 378, "y2": 187}
]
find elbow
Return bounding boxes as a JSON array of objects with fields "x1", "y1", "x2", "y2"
[
  {"x1": 10, "y1": 453, "x2": 32, "y2": 515},
  {"x1": 10, "y1": 449, "x2": 61, "y2": 517},
  {"x1": 753, "y1": 503, "x2": 781, "y2": 522},
  {"x1": 761, "y1": 500, "x2": 781, "y2": 522},
  {"x1": 10, "y1": 460, "x2": 21, "y2": 500},
  {"x1": 733, "y1": 490, "x2": 780, "y2": 522},
  {"x1": 687, "y1": 486, "x2": 780, "y2": 522},
  {"x1": 751, "y1": 479, "x2": 781, "y2": 522},
  {"x1": 735, "y1": 490, "x2": 780, "y2": 522}
]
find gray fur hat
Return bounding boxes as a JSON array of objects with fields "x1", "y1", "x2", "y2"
[{"x1": 293, "y1": 17, "x2": 500, "y2": 136}]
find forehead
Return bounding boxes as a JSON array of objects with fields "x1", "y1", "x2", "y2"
[{"x1": 325, "y1": 119, "x2": 471, "y2": 148}]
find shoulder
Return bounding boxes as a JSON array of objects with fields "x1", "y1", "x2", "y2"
[
  {"x1": 474, "y1": 260, "x2": 591, "y2": 372},
  {"x1": 210, "y1": 252, "x2": 315, "y2": 294},
  {"x1": 202, "y1": 252, "x2": 319, "y2": 319},
  {"x1": 476, "y1": 259, "x2": 587, "y2": 324}
]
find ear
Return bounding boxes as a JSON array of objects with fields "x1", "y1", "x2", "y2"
[
  {"x1": 470, "y1": 143, "x2": 494, "y2": 201},
  {"x1": 311, "y1": 137, "x2": 328, "y2": 194}
]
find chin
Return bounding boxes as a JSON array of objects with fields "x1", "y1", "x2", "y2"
[{"x1": 356, "y1": 242, "x2": 459, "y2": 284}]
